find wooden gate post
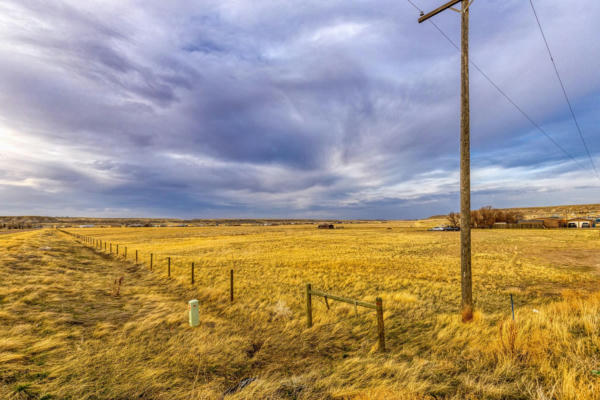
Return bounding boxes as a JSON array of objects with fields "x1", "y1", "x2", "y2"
[
  {"x1": 306, "y1": 283, "x2": 313, "y2": 328},
  {"x1": 230, "y1": 269, "x2": 234, "y2": 302},
  {"x1": 376, "y1": 297, "x2": 385, "y2": 352}
]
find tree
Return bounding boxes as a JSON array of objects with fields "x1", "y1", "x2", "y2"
[
  {"x1": 479, "y1": 206, "x2": 496, "y2": 228},
  {"x1": 505, "y1": 210, "x2": 523, "y2": 223},
  {"x1": 447, "y1": 212, "x2": 460, "y2": 228}
]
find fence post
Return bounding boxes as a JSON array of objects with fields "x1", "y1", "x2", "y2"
[
  {"x1": 306, "y1": 283, "x2": 313, "y2": 328},
  {"x1": 150, "y1": 253, "x2": 153, "y2": 270},
  {"x1": 104, "y1": 242, "x2": 106, "y2": 251},
  {"x1": 124, "y1": 246, "x2": 127, "y2": 259},
  {"x1": 510, "y1": 294, "x2": 515, "y2": 321},
  {"x1": 116, "y1": 244, "x2": 119, "y2": 255},
  {"x1": 230, "y1": 269, "x2": 234, "y2": 302},
  {"x1": 136, "y1": 250, "x2": 138, "y2": 264},
  {"x1": 110, "y1": 243, "x2": 112, "y2": 254},
  {"x1": 376, "y1": 297, "x2": 385, "y2": 352},
  {"x1": 191, "y1": 262, "x2": 195, "y2": 285},
  {"x1": 167, "y1": 257, "x2": 171, "y2": 277}
]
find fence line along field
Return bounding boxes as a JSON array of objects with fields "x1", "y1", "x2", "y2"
[{"x1": 2, "y1": 224, "x2": 600, "y2": 399}]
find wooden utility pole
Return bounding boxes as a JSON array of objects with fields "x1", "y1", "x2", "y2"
[{"x1": 419, "y1": 0, "x2": 473, "y2": 319}]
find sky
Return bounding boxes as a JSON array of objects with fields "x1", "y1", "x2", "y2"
[{"x1": 0, "y1": 0, "x2": 599, "y2": 219}]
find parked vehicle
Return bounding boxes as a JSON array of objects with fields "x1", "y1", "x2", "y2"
[{"x1": 428, "y1": 226, "x2": 459, "y2": 231}]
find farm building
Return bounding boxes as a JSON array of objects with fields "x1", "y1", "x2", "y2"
[
  {"x1": 507, "y1": 218, "x2": 568, "y2": 229},
  {"x1": 318, "y1": 223, "x2": 334, "y2": 229},
  {"x1": 538, "y1": 217, "x2": 567, "y2": 228},
  {"x1": 517, "y1": 219, "x2": 545, "y2": 228},
  {"x1": 567, "y1": 218, "x2": 594, "y2": 228}
]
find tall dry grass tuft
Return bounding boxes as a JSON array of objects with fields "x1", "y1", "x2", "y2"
[{"x1": 496, "y1": 320, "x2": 520, "y2": 359}]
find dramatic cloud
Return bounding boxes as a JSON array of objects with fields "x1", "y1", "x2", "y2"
[{"x1": 1, "y1": 0, "x2": 599, "y2": 218}]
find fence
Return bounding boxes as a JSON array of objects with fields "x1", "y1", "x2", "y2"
[
  {"x1": 57, "y1": 230, "x2": 388, "y2": 350},
  {"x1": 306, "y1": 284, "x2": 385, "y2": 351}
]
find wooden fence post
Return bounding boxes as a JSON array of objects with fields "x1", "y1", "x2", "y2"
[
  {"x1": 191, "y1": 262, "x2": 195, "y2": 285},
  {"x1": 150, "y1": 253, "x2": 153, "y2": 270},
  {"x1": 376, "y1": 297, "x2": 385, "y2": 352},
  {"x1": 110, "y1": 243, "x2": 112, "y2": 254},
  {"x1": 116, "y1": 244, "x2": 119, "y2": 255},
  {"x1": 124, "y1": 246, "x2": 127, "y2": 259},
  {"x1": 230, "y1": 269, "x2": 234, "y2": 302},
  {"x1": 306, "y1": 283, "x2": 313, "y2": 328},
  {"x1": 167, "y1": 257, "x2": 171, "y2": 277},
  {"x1": 135, "y1": 250, "x2": 138, "y2": 264}
]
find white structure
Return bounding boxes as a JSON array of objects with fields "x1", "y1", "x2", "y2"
[{"x1": 567, "y1": 219, "x2": 593, "y2": 228}]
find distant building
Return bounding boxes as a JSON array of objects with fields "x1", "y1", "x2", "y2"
[
  {"x1": 538, "y1": 217, "x2": 567, "y2": 228},
  {"x1": 567, "y1": 218, "x2": 594, "y2": 228},
  {"x1": 318, "y1": 223, "x2": 334, "y2": 229},
  {"x1": 517, "y1": 220, "x2": 545, "y2": 228},
  {"x1": 79, "y1": 224, "x2": 95, "y2": 228}
]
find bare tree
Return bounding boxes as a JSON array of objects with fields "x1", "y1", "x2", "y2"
[
  {"x1": 479, "y1": 206, "x2": 496, "y2": 228},
  {"x1": 447, "y1": 212, "x2": 460, "y2": 228}
]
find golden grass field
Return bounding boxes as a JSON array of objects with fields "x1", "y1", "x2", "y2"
[{"x1": 1, "y1": 223, "x2": 600, "y2": 399}]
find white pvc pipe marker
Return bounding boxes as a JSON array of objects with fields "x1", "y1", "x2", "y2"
[{"x1": 188, "y1": 299, "x2": 199, "y2": 327}]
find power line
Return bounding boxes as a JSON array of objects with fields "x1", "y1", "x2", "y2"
[
  {"x1": 405, "y1": 0, "x2": 588, "y2": 171},
  {"x1": 528, "y1": 0, "x2": 599, "y2": 179}
]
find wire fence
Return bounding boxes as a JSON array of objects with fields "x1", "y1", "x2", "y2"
[{"x1": 57, "y1": 229, "x2": 389, "y2": 351}]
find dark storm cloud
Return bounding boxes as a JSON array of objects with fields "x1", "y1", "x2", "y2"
[{"x1": 0, "y1": 0, "x2": 599, "y2": 218}]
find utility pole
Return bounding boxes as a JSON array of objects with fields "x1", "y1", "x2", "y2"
[{"x1": 419, "y1": 0, "x2": 473, "y2": 320}]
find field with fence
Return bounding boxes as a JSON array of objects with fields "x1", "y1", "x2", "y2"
[{"x1": 2, "y1": 224, "x2": 600, "y2": 399}]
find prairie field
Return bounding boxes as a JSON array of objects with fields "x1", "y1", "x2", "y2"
[{"x1": 1, "y1": 224, "x2": 600, "y2": 399}]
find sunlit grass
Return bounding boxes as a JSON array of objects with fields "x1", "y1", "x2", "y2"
[{"x1": 1, "y1": 225, "x2": 600, "y2": 399}]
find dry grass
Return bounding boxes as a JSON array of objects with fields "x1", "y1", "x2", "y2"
[{"x1": 1, "y1": 224, "x2": 600, "y2": 399}]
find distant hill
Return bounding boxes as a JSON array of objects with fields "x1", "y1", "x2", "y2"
[
  {"x1": 497, "y1": 204, "x2": 600, "y2": 219},
  {"x1": 0, "y1": 216, "x2": 368, "y2": 228},
  {"x1": 431, "y1": 204, "x2": 600, "y2": 221}
]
